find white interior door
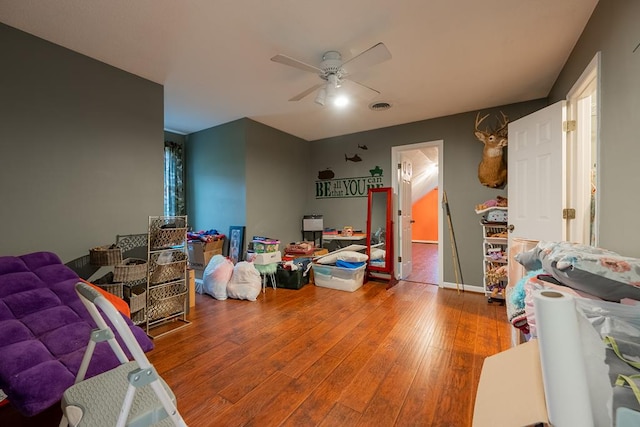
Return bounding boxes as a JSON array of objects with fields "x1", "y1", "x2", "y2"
[
  {"x1": 398, "y1": 158, "x2": 413, "y2": 278},
  {"x1": 566, "y1": 52, "x2": 599, "y2": 246},
  {"x1": 508, "y1": 101, "x2": 567, "y2": 244}
]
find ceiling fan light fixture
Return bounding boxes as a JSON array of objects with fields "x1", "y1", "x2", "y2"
[
  {"x1": 314, "y1": 87, "x2": 327, "y2": 106},
  {"x1": 333, "y1": 95, "x2": 349, "y2": 107},
  {"x1": 272, "y1": 42, "x2": 392, "y2": 107}
]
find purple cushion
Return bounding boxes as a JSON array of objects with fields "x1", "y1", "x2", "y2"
[{"x1": 0, "y1": 251, "x2": 154, "y2": 416}]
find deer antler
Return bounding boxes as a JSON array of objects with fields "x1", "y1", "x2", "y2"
[
  {"x1": 475, "y1": 112, "x2": 490, "y2": 133},
  {"x1": 495, "y1": 111, "x2": 509, "y2": 137}
]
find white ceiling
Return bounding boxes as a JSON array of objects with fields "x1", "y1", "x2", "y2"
[{"x1": 1, "y1": 0, "x2": 598, "y2": 141}]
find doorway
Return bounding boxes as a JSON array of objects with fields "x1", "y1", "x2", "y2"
[
  {"x1": 391, "y1": 140, "x2": 444, "y2": 286},
  {"x1": 566, "y1": 52, "x2": 600, "y2": 246}
]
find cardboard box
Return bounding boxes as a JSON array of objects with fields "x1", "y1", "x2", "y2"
[
  {"x1": 251, "y1": 251, "x2": 282, "y2": 265},
  {"x1": 187, "y1": 269, "x2": 196, "y2": 308},
  {"x1": 187, "y1": 239, "x2": 223, "y2": 269},
  {"x1": 473, "y1": 340, "x2": 549, "y2": 427}
]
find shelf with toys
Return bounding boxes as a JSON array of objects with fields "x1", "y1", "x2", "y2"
[{"x1": 476, "y1": 197, "x2": 509, "y2": 304}]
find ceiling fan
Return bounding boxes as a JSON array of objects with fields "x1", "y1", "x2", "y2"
[{"x1": 271, "y1": 42, "x2": 392, "y2": 106}]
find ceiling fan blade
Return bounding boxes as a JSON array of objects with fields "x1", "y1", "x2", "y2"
[
  {"x1": 289, "y1": 83, "x2": 324, "y2": 101},
  {"x1": 342, "y1": 79, "x2": 380, "y2": 100},
  {"x1": 271, "y1": 54, "x2": 323, "y2": 74},
  {"x1": 341, "y1": 42, "x2": 392, "y2": 75}
]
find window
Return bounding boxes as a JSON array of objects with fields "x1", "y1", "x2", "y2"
[{"x1": 164, "y1": 141, "x2": 185, "y2": 216}]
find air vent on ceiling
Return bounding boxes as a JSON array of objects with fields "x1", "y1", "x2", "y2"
[{"x1": 369, "y1": 101, "x2": 392, "y2": 111}]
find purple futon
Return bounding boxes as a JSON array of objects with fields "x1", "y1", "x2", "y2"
[{"x1": 0, "y1": 251, "x2": 153, "y2": 416}]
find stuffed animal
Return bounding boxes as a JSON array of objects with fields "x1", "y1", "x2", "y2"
[{"x1": 475, "y1": 195, "x2": 508, "y2": 211}]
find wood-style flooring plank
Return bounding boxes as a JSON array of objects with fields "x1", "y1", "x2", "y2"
[
  {"x1": 2, "y1": 280, "x2": 513, "y2": 427},
  {"x1": 244, "y1": 354, "x2": 342, "y2": 427}
]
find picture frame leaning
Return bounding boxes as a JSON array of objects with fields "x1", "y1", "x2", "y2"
[{"x1": 228, "y1": 226, "x2": 246, "y2": 264}]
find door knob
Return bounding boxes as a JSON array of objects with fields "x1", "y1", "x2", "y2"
[
  {"x1": 508, "y1": 224, "x2": 515, "y2": 233},
  {"x1": 410, "y1": 220, "x2": 416, "y2": 224}
]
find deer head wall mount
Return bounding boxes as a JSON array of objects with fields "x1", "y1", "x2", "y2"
[{"x1": 474, "y1": 112, "x2": 509, "y2": 188}]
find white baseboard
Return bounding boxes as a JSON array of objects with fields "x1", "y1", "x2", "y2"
[{"x1": 441, "y1": 281, "x2": 484, "y2": 294}]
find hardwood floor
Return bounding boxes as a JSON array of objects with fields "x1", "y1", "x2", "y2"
[
  {"x1": 1, "y1": 280, "x2": 512, "y2": 427},
  {"x1": 405, "y1": 242, "x2": 439, "y2": 284}
]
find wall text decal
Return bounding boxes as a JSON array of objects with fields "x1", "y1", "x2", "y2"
[{"x1": 315, "y1": 166, "x2": 384, "y2": 199}]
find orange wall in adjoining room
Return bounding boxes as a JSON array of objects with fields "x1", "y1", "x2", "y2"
[{"x1": 412, "y1": 188, "x2": 438, "y2": 242}]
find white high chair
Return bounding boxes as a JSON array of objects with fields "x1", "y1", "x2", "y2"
[{"x1": 59, "y1": 282, "x2": 187, "y2": 427}]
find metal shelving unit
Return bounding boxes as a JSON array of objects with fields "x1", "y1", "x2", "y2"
[{"x1": 146, "y1": 216, "x2": 190, "y2": 338}]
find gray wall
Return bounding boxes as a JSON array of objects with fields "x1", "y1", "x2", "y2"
[
  {"x1": 245, "y1": 119, "x2": 309, "y2": 247},
  {"x1": 308, "y1": 100, "x2": 548, "y2": 287},
  {"x1": 185, "y1": 119, "x2": 247, "y2": 237},
  {"x1": 185, "y1": 118, "x2": 309, "y2": 256},
  {"x1": 549, "y1": 0, "x2": 640, "y2": 257},
  {"x1": 0, "y1": 23, "x2": 164, "y2": 262}
]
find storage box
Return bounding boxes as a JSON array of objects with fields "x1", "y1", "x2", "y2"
[
  {"x1": 302, "y1": 215, "x2": 323, "y2": 231},
  {"x1": 276, "y1": 265, "x2": 310, "y2": 290},
  {"x1": 251, "y1": 251, "x2": 282, "y2": 265},
  {"x1": 251, "y1": 239, "x2": 280, "y2": 253},
  {"x1": 285, "y1": 241, "x2": 315, "y2": 255},
  {"x1": 187, "y1": 239, "x2": 224, "y2": 269},
  {"x1": 312, "y1": 264, "x2": 366, "y2": 292}
]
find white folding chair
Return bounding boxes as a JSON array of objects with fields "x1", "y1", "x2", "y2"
[{"x1": 60, "y1": 282, "x2": 187, "y2": 427}]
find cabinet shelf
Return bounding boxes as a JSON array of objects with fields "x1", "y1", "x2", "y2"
[{"x1": 481, "y1": 219, "x2": 508, "y2": 304}]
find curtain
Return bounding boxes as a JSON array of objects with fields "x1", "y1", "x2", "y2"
[{"x1": 164, "y1": 141, "x2": 185, "y2": 216}]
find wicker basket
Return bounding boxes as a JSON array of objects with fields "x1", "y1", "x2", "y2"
[
  {"x1": 94, "y1": 282, "x2": 124, "y2": 299},
  {"x1": 113, "y1": 258, "x2": 147, "y2": 283},
  {"x1": 150, "y1": 228, "x2": 187, "y2": 250},
  {"x1": 131, "y1": 308, "x2": 146, "y2": 325},
  {"x1": 89, "y1": 245, "x2": 123, "y2": 266},
  {"x1": 127, "y1": 288, "x2": 147, "y2": 314},
  {"x1": 149, "y1": 251, "x2": 187, "y2": 285},
  {"x1": 148, "y1": 281, "x2": 187, "y2": 321}
]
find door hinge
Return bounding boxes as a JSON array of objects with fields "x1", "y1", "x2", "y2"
[
  {"x1": 563, "y1": 120, "x2": 577, "y2": 132},
  {"x1": 563, "y1": 208, "x2": 576, "y2": 219},
  {"x1": 398, "y1": 209, "x2": 402, "y2": 216},
  {"x1": 397, "y1": 163, "x2": 402, "y2": 170},
  {"x1": 398, "y1": 256, "x2": 402, "y2": 263}
]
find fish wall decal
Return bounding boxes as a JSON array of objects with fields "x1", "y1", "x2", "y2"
[
  {"x1": 345, "y1": 154, "x2": 362, "y2": 162},
  {"x1": 317, "y1": 168, "x2": 335, "y2": 179}
]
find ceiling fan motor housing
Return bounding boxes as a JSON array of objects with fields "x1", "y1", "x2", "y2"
[
  {"x1": 271, "y1": 42, "x2": 390, "y2": 103},
  {"x1": 320, "y1": 51, "x2": 344, "y2": 79}
]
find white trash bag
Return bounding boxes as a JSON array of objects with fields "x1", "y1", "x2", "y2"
[
  {"x1": 227, "y1": 261, "x2": 261, "y2": 301},
  {"x1": 202, "y1": 254, "x2": 234, "y2": 300}
]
